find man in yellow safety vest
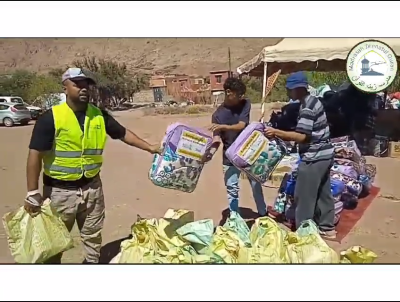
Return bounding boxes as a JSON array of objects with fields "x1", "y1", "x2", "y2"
[{"x1": 25, "y1": 68, "x2": 161, "y2": 264}]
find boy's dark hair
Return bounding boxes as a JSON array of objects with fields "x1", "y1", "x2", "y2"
[{"x1": 223, "y1": 77, "x2": 246, "y2": 96}]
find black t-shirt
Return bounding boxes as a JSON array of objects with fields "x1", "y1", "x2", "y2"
[
  {"x1": 29, "y1": 107, "x2": 126, "y2": 189},
  {"x1": 211, "y1": 99, "x2": 251, "y2": 166}
]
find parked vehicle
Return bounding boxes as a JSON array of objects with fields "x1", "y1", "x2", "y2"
[
  {"x1": 0, "y1": 103, "x2": 32, "y2": 127},
  {"x1": 0, "y1": 96, "x2": 42, "y2": 120}
]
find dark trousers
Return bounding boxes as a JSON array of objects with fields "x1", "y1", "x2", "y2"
[{"x1": 294, "y1": 158, "x2": 335, "y2": 231}]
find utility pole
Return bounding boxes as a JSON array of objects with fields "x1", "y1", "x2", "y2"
[{"x1": 228, "y1": 47, "x2": 232, "y2": 77}]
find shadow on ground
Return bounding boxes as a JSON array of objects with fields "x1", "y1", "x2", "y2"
[
  {"x1": 218, "y1": 207, "x2": 260, "y2": 229},
  {"x1": 99, "y1": 234, "x2": 132, "y2": 264}
]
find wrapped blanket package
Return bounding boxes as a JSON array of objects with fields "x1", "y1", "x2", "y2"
[
  {"x1": 330, "y1": 171, "x2": 362, "y2": 197},
  {"x1": 225, "y1": 122, "x2": 287, "y2": 184},
  {"x1": 273, "y1": 175, "x2": 345, "y2": 226},
  {"x1": 149, "y1": 123, "x2": 212, "y2": 193}
]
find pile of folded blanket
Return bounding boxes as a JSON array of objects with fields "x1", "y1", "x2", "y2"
[{"x1": 272, "y1": 136, "x2": 377, "y2": 227}]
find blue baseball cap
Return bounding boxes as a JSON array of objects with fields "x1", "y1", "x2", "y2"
[
  {"x1": 62, "y1": 68, "x2": 96, "y2": 84},
  {"x1": 286, "y1": 71, "x2": 308, "y2": 90}
]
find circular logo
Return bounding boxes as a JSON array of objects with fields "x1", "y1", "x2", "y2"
[{"x1": 346, "y1": 40, "x2": 398, "y2": 93}]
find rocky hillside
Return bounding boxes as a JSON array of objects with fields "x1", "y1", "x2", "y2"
[{"x1": 0, "y1": 38, "x2": 281, "y2": 76}]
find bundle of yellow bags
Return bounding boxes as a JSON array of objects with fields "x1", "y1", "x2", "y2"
[{"x1": 111, "y1": 209, "x2": 378, "y2": 264}]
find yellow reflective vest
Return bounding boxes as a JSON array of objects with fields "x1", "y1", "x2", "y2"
[{"x1": 43, "y1": 102, "x2": 107, "y2": 181}]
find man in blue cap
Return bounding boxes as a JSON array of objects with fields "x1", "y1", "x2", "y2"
[{"x1": 265, "y1": 71, "x2": 336, "y2": 240}]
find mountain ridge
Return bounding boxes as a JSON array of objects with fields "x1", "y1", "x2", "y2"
[{"x1": 0, "y1": 38, "x2": 282, "y2": 76}]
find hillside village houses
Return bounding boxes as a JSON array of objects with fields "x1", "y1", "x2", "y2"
[{"x1": 148, "y1": 70, "x2": 233, "y2": 104}]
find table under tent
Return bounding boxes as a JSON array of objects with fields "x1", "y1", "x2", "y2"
[{"x1": 236, "y1": 38, "x2": 400, "y2": 155}]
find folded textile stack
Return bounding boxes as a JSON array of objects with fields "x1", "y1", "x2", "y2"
[
  {"x1": 331, "y1": 136, "x2": 376, "y2": 195},
  {"x1": 271, "y1": 136, "x2": 377, "y2": 227}
]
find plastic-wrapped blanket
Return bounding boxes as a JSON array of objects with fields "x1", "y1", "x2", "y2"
[
  {"x1": 149, "y1": 123, "x2": 212, "y2": 193},
  {"x1": 358, "y1": 175, "x2": 372, "y2": 192},
  {"x1": 334, "y1": 201, "x2": 344, "y2": 225},
  {"x1": 334, "y1": 158, "x2": 365, "y2": 176},
  {"x1": 274, "y1": 154, "x2": 300, "y2": 174},
  {"x1": 334, "y1": 146, "x2": 362, "y2": 164},
  {"x1": 331, "y1": 164, "x2": 359, "y2": 180},
  {"x1": 330, "y1": 179, "x2": 346, "y2": 196},
  {"x1": 330, "y1": 171, "x2": 363, "y2": 197},
  {"x1": 331, "y1": 136, "x2": 349, "y2": 144},
  {"x1": 226, "y1": 122, "x2": 287, "y2": 184}
]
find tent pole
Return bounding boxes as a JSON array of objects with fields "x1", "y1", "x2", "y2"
[
  {"x1": 383, "y1": 89, "x2": 388, "y2": 109},
  {"x1": 261, "y1": 61, "x2": 268, "y2": 123}
]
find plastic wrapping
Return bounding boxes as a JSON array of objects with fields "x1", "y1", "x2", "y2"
[{"x1": 3, "y1": 199, "x2": 74, "y2": 263}]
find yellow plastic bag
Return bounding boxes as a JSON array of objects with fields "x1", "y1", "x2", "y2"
[
  {"x1": 286, "y1": 220, "x2": 339, "y2": 263},
  {"x1": 120, "y1": 215, "x2": 220, "y2": 264},
  {"x1": 238, "y1": 245, "x2": 289, "y2": 263},
  {"x1": 118, "y1": 237, "x2": 155, "y2": 263},
  {"x1": 247, "y1": 217, "x2": 290, "y2": 263},
  {"x1": 2, "y1": 199, "x2": 74, "y2": 263},
  {"x1": 120, "y1": 218, "x2": 171, "y2": 263},
  {"x1": 340, "y1": 246, "x2": 378, "y2": 264},
  {"x1": 153, "y1": 245, "x2": 218, "y2": 264},
  {"x1": 157, "y1": 209, "x2": 195, "y2": 247},
  {"x1": 208, "y1": 226, "x2": 245, "y2": 263}
]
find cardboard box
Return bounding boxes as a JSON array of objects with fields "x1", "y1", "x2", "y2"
[
  {"x1": 388, "y1": 141, "x2": 400, "y2": 159},
  {"x1": 268, "y1": 172, "x2": 287, "y2": 186}
]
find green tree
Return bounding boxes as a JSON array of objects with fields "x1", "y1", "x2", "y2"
[
  {"x1": 72, "y1": 56, "x2": 149, "y2": 108},
  {"x1": 245, "y1": 69, "x2": 400, "y2": 104},
  {"x1": 241, "y1": 75, "x2": 263, "y2": 103},
  {"x1": 308, "y1": 71, "x2": 348, "y2": 88},
  {"x1": 0, "y1": 70, "x2": 37, "y2": 101},
  {"x1": 26, "y1": 74, "x2": 62, "y2": 104},
  {"x1": 0, "y1": 70, "x2": 61, "y2": 105}
]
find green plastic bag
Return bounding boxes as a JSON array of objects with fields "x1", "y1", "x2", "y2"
[
  {"x1": 223, "y1": 211, "x2": 251, "y2": 247},
  {"x1": 2, "y1": 199, "x2": 74, "y2": 263},
  {"x1": 176, "y1": 219, "x2": 214, "y2": 253}
]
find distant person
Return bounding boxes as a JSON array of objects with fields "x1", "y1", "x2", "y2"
[
  {"x1": 25, "y1": 68, "x2": 161, "y2": 264},
  {"x1": 202, "y1": 77, "x2": 267, "y2": 218},
  {"x1": 264, "y1": 71, "x2": 336, "y2": 240},
  {"x1": 352, "y1": 93, "x2": 377, "y2": 155}
]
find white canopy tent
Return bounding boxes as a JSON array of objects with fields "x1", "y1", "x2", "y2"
[
  {"x1": 237, "y1": 38, "x2": 400, "y2": 75},
  {"x1": 236, "y1": 38, "x2": 400, "y2": 120}
]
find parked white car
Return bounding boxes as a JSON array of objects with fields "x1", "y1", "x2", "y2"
[
  {"x1": 0, "y1": 102, "x2": 32, "y2": 127},
  {"x1": 0, "y1": 96, "x2": 42, "y2": 119}
]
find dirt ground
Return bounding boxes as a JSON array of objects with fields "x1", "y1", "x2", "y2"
[{"x1": 1, "y1": 107, "x2": 400, "y2": 263}]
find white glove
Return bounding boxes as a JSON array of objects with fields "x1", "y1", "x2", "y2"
[{"x1": 25, "y1": 190, "x2": 44, "y2": 207}]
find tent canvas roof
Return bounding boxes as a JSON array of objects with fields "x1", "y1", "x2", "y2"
[{"x1": 237, "y1": 38, "x2": 400, "y2": 77}]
